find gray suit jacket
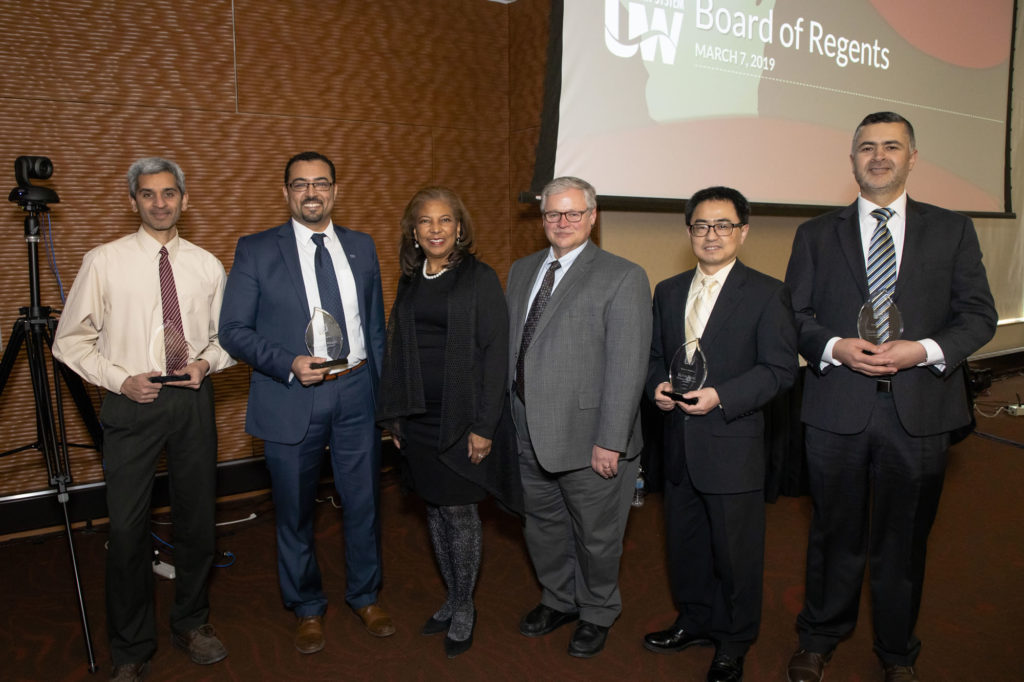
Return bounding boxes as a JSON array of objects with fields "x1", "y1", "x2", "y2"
[{"x1": 507, "y1": 241, "x2": 652, "y2": 473}]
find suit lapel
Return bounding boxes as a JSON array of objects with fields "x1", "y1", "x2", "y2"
[
  {"x1": 528, "y1": 241, "x2": 596, "y2": 343},
  {"x1": 835, "y1": 201, "x2": 869, "y2": 300},
  {"x1": 701, "y1": 261, "x2": 746, "y2": 346},
  {"x1": 333, "y1": 224, "x2": 367, "y2": 325},
  {"x1": 276, "y1": 223, "x2": 311, "y2": 320},
  {"x1": 895, "y1": 198, "x2": 924, "y2": 305},
  {"x1": 510, "y1": 250, "x2": 547, "y2": 343}
]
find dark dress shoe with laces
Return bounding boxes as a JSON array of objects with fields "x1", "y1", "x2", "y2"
[
  {"x1": 518, "y1": 603, "x2": 579, "y2": 637},
  {"x1": 883, "y1": 663, "x2": 919, "y2": 682},
  {"x1": 421, "y1": 615, "x2": 452, "y2": 636},
  {"x1": 707, "y1": 652, "x2": 744, "y2": 682},
  {"x1": 110, "y1": 661, "x2": 149, "y2": 682},
  {"x1": 643, "y1": 625, "x2": 714, "y2": 653},
  {"x1": 172, "y1": 623, "x2": 228, "y2": 665},
  {"x1": 787, "y1": 648, "x2": 832, "y2": 682},
  {"x1": 567, "y1": 621, "x2": 609, "y2": 658}
]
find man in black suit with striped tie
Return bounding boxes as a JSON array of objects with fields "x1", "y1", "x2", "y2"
[{"x1": 783, "y1": 112, "x2": 997, "y2": 682}]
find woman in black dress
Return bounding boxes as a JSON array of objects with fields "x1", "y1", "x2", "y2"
[{"x1": 377, "y1": 187, "x2": 520, "y2": 658}]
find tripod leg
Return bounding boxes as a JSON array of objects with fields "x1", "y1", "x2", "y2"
[
  {"x1": 59, "y1": 486, "x2": 98, "y2": 673},
  {"x1": 0, "y1": 318, "x2": 27, "y2": 396}
]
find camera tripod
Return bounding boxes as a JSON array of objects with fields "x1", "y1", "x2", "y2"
[{"x1": 2, "y1": 173, "x2": 102, "y2": 673}]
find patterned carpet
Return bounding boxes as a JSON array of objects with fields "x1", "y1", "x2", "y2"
[{"x1": 3, "y1": 372, "x2": 1022, "y2": 681}]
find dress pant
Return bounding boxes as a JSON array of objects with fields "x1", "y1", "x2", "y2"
[
  {"x1": 512, "y1": 395, "x2": 637, "y2": 627},
  {"x1": 100, "y1": 380, "x2": 217, "y2": 666},
  {"x1": 664, "y1": 459, "x2": 764, "y2": 658},
  {"x1": 263, "y1": 364, "x2": 381, "y2": 617},
  {"x1": 797, "y1": 391, "x2": 948, "y2": 666}
]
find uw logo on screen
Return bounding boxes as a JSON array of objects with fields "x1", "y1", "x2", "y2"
[{"x1": 604, "y1": 0, "x2": 684, "y2": 65}]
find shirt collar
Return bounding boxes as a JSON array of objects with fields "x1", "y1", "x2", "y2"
[
  {"x1": 545, "y1": 240, "x2": 589, "y2": 269},
  {"x1": 695, "y1": 257, "x2": 737, "y2": 286},
  {"x1": 292, "y1": 218, "x2": 336, "y2": 246},
  {"x1": 858, "y1": 191, "x2": 907, "y2": 221},
  {"x1": 135, "y1": 225, "x2": 179, "y2": 260}
]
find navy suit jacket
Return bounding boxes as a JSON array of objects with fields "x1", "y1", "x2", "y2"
[
  {"x1": 647, "y1": 260, "x2": 797, "y2": 493},
  {"x1": 785, "y1": 198, "x2": 997, "y2": 436},
  {"x1": 219, "y1": 221, "x2": 386, "y2": 445}
]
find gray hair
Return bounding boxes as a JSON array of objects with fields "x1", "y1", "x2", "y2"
[
  {"x1": 540, "y1": 176, "x2": 597, "y2": 211},
  {"x1": 126, "y1": 157, "x2": 186, "y2": 198}
]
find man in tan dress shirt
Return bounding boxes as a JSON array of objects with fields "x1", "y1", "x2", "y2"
[{"x1": 53, "y1": 157, "x2": 234, "y2": 682}]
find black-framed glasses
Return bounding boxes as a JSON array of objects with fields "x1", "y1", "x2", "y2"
[
  {"x1": 688, "y1": 221, "x2": 744, "y2": 237},
  {"x1": 287, "y1": 180, "x2": 333, "y2": 193},
  {"x1": 542, "y1": 208, "x2": 592, "y2": 224}
]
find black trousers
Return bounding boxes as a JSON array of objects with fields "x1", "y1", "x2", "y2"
[
  {"x1": 797, "y1": 392, "x2": 948, "y2": 666},
  {"x1": 665, "y1": 459, "x2": 764, "y2": 657},
  {"x1": 100, "y1": 380, "x2": 217, "y2": 666}
]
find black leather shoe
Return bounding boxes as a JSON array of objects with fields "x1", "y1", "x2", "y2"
[
  {"x1": 518, "y1": 603, "x2": 579, "y2": 637},
  {"x1": 567, "y1": 621, "x2": 609, "y2": 658},
  {"x1": 788, "y1": 648, "x2": 832, "y2": 682},
  {"x1": 707, "y1": 652, "x2": 744, "y2": 682},
  {"x1": 421, "y1": 615, "x2": 451, "y2": 636},
  {"x1": 643, "y1": 625, "x2": 714, "y2": 654}
]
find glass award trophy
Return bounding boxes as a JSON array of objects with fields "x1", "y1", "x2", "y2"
[
  {"x1": 857, "y1": 293, "x2": 903, "y2": 345},
  {"x1": 305, "y1": 307, "x2": 349, "y2": 369},
  {"x1": 666, "y1": 338, "x2": 708, "y2": 405}
]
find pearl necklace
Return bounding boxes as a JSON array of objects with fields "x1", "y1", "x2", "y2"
[{"x1": 422, "y1": 260, "x2": 450, "y2": 280}]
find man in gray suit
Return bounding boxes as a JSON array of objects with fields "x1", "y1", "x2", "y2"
[{"x1": 508, "y1": 176, "x2": 652, "y2": 658}]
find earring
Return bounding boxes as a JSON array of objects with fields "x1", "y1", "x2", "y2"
[{"x1": 414, "y1": 241, "x2": 420, "y2": 249}]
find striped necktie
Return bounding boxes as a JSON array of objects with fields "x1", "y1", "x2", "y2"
[
  {"x1": 515, "y1": 259, "x2": 560, "y2": 403},
  {"x1": 684, "y1": 276, "x2": 717, "y2": 360},
  {"x1": 159, "y1": 246, "x2": 188, "y2": 372},
  {"x1": 867, "y1": 207, "x2": 896, "y2": 341}
]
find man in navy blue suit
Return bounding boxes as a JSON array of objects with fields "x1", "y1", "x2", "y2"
[
  {"x1": 784, "y1": 113, "x2": 997, "y2": 682},
  {"x1": 220, "y1": 151, "x2": 391, "y2": 654}
]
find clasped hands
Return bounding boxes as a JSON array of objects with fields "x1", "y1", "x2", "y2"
[
  {"x1": 832, "y1": 338, "x2": 927, "y2": 375},
  {"x1": 120, "y1": 359, "x2": 210, "y2": 403}
]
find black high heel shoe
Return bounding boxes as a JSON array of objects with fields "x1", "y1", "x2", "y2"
[{"x1": 444, "y1": 610, "x2": 476, "y2": 658}]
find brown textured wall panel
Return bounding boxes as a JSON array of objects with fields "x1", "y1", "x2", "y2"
[
  {"x1": 510, "y1": 0, "x2": 550, "y2": 134},
  {"x1": 0, "y1": 1, "x2": 525, "y2": 502},
  {"x1": 235, "y1": 0, "x2": 509, "y2": 132},
  {"x1": 0, "y1": 0, "x2": 236, "y2": 111}
]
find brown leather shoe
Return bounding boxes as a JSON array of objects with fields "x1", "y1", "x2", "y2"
[
  {"x1": 172, "y1": 623, "x2": 228, "y2": 665},
  {"x1": 294, "y1": 615, "x2": 325, "y2": 654},
  {"x1": 883, "y1": 663, "x2": 919, "y2": 682},
  {"x1": 788, "y1": 648, "x2": 832, "y2": 682},
  {"x1": 355, "y1": 603, "x2": 396, "y2": 637},
  {"x1": 110, "y1": 661, "x2": 149, "y2": 682}
]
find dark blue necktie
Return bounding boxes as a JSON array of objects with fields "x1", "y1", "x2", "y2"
[{"x1": 311, "y1": 233, "x2": 350, "y2": 359}]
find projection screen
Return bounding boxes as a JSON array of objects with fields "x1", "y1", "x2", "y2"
[{"x1": 535, "y1": 0, "x2": 1016, "y2": 214}]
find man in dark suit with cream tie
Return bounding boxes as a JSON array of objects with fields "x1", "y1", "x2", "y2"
[
  {"x1": 784, "y1": 113, "x2": 997, "y2": 682},
  {"x1": 507, "y1": 176, "x2": 652, "y2": 658},
  {"x1": 643, "y1": 186, "x2": 797, "y2": 682}
]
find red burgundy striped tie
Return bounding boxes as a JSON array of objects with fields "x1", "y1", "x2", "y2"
[{"x1": 159, "y1": 246, "x2": 188, "y2": 372}]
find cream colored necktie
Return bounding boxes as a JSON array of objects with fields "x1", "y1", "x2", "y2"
[{"x1": 684, "y1": 276, "x2": 718, "y2": 358}]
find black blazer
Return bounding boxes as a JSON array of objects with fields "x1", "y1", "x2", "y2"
[
  {"x1": 784, "y1": 198, "x2": 997, "y2": 436},
  {"x1": 647, "y1": 260, "x2": 798, "y2": 494}
]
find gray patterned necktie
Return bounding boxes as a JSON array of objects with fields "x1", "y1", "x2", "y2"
[
  {"x1": 867, "y1": 207, "x2": 896, "y2": 341},
  {"x1": 515, "y1": 260, "x2": 560, "y2": 402}
]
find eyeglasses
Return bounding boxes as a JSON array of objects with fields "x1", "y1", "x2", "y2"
[
  {"x1": 542, "y1": 208, "x2": 592, "y2": 224},
  {"x1": 287, "y1": 180, "x2": 333, "y2": 193},
  {"x1": 688, "y1": 221, "x2": 745, "y2": 237}
]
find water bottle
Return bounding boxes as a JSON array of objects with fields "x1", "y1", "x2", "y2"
[{"x1": 632, "y1": 464, "x2": 646, "y2": 507}]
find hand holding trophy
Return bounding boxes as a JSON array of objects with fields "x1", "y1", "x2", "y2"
[
  {"x1": 305, "y1": 307, "x2": 349, "y2": 369},
  {"x1": 665, "y1": 338, "x2": 708, "y2": 405},
  {"x1": 857, "y1": 292, "x2": 903, "y2": 346}
]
